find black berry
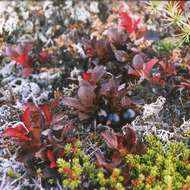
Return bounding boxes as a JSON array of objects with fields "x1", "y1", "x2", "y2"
[{"x1": 122, "y1": 108, "x2": 136, "y2": 123}]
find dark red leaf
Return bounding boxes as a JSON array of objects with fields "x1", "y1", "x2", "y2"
[
  {"x1": 62, "y1": 97, "x2": 88, "y2": 113},
  {"x1": 29, "y1": 127, "x2": 41, "y2": 147},
  {"x1": 122, "y1": 127, "x2": 137, "y2": 149},
  {"x1": 81, "y1": 66, "x2": 106, "y2": 85},
  {"x1": 132, "y1": 54, "x2": 144, "y2": 70},
  {"x1": 132, "y1": 141, "x2": 146, "y2": 154},
  {"x1": 114, "y1": 50, "x2": 128, "y2": 62},
  {"x1": 111, "y1": 151, "x2": 122, "y2": 166},
  {"x1": 82, "y1": 37, "x2": 113, "y2": 61},
  {"x1": 5, "y1": 46, "x2": 18, "y2": 58},
  {"x1": 101, "y1": 130, "x2": 118, "y2": 149},
  {"x1": 77, "y1": 112, "x2": 91, "y2": 120},
  {"x1": 95, "y1": 151, "x2": 106, "y2": 167},
  {"x1": 128, "y1": 67, "x2": 140, "y2": 77},
  {"x1": 179, "y1": 79, "x2": 190, "y2": 89},
  {"x1": 39, "y1": 51, "x2": 49, "y2": 62},
  {"x1": 61, "y1": 123, "x2": 75, "y2": 137},
  {"x1": 95, "y1": 151, "x2": 114, "y2": 171},
  {"x1": 129, "y1": 57, "x2": 159, "y2": 84},
  {"x1": 106, "y1": 28, "x2": 128, "y2": 46},
  {"x1": 77, "y1": 84, "x2": 96, "y2": 106},
  {"x1": 120, "y1": 96, "x2": 133, "y2": 107},
  {"x1": 22, "y1": 66, "x2": 32, "y2": 77}
]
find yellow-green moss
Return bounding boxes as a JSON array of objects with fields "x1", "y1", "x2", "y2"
[{"x1": 126, "y1": 135, "x2": 190, "y2": 190}]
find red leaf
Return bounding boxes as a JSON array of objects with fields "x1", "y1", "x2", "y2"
[
  {"x1": 39, "y1": 51, "x2": 49, "y2": 62},
  {"x1": 159, "y1": 62, "x2": 176, "y2": 76},
  {"x1": 128, "y1": 68, "x2": 140, "y2": 77},
  {"x1": 22, "y1": 103, "x2": 39, "y2": 129},
  {"x1": 5, "y1": 42, "x2": 33, "y2": 76},
  {"x1": 82, "y1": 72, "x2": 92, "y2": 81},
  {"x1": 22, "y1": 108, "x2": 31, "y2": 129},
  {"x1": 40, "y1": 100, "x2": 59, "y2": 125},
  {"x1": 129, "y1": 56, "x2": 158, "y2": 79},
  {"x1": 144, "y1": 58, "x2": 158, "y2": 76},
  {"x1": 119, "y1": 12, "x2": 133, "y2": 33},
  {"x1": 40, "y1": 104, "x2": 53, "y2": 125},
  {"x1": 151, "y1": 76, "x2": 165, "y2": 86},
  {"x1": 15, "y1": 53, "x2": 29, "y2": 65},
  {"x1": 47, "y1": 150, "x2": 57, "y2": 168},
  {"x1": 129, "y1": 57, "x2": 163, "y2": 86},
  {"x1": 2, "y1": 125, "x2": 30, "y2": 141},
  {"x1": 63, "y1": 167, "x2": 74, "y2": 177},
  {"x1": 84, "y1": 66, "x2": 105, "y2": 84},
  {"x1": 119, "y1": 11, "x2": 140, "y2": 33}
]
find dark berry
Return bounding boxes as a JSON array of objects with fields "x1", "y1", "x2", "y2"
[
  {"x1": 108, "y1": 113, "x2": 120, "y2": 125},
  {"x1": 122, "y1": 109, "x2": 136, "y2": 122}
]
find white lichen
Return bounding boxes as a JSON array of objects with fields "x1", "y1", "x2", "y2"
[
  {"x1": 179, "y1": 118, "x2": 190, "y2": 133},
  {"x1": 142, "y1": 96, "x2": 166, "y2": 120}
]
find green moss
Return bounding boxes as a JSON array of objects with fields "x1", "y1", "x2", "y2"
[{"x1": 126, "y1": 135, "x2": 190, "y2": 190}]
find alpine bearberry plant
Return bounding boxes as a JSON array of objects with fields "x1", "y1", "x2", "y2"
[{"x1": 1, "y1": 1, "x2": 190, "y2": 190}]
